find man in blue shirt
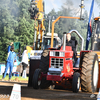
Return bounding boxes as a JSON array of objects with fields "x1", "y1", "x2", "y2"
[
  {"x1": 2, "y1": 46, "x2": 16, "y2": 81},
  {"x1": 7, "y1": 42, "x2": 13, "y2": 53}
]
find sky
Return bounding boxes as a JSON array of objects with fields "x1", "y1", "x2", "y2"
[{"x1": 44, "y1": 0, "x2": 100, "y2": 17}]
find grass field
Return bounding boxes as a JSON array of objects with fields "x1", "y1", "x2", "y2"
[{"x1": 0, "y1": 75, "x2": 28, "y2": 81}]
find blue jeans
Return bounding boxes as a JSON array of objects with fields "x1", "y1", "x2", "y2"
[{"x1": 3, "y1": 62, "x2": 13, "y2": 79}]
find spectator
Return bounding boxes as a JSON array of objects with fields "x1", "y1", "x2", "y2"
[
  {"x1": 21, "y1": 50, "x2": 28, "y2": 78},
  {"x1": 2, "y1": 46, "x2": 16, "y2": 81},
  {"x1": 8, "y1": 42, "x2": 13, "y2": 53}
]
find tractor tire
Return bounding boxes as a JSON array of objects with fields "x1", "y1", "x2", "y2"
[
  {"x1": 32, "y1": 68, "x2": 41, "y2": 89},
  {"x1": 39, "y1": 49, "x2": 50, "y2": 74},
  {"x1": 81, "y1": 52, "x2": 99, "y2": 93},
  {"x1": 39, "y1": 49, "x2": 52, "y2": 89},
  {"x1": 72, "y1": 72, "x2": 80, "y2": 93},
  {"x1": 40, "y1": 77, "x2": 51, "y2": 89}
]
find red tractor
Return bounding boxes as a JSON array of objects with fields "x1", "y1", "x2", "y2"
[
  {"x1": 32, "y1": 30, "x2": 84, "y2": 92},
  {"x1": 32, "y1": 16, "x2": 99, "y2": 93}
]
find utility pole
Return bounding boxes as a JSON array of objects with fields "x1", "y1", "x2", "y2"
[
  {"x1": 80, "y1": 0, "x2": 84, "y2": 20},
  {"x1": 48, "y1": 16, "x2": 51, "y2": 33}
]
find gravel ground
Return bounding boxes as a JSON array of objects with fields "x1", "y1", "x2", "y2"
[{"x1": 0, "y1": 81, "x2": 98, "y2": 100}]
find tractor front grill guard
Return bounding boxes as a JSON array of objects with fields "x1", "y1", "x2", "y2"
[{"x1": 51, "y1": 58, "x2": 63, "y2": 70}]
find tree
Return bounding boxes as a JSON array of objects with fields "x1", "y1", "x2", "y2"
[
  {"x1": 0, "y1": 0, "x2": 35, "y2": 62},
  {"x1": 15, "y1": 17, "x2": 34, "y2": 50}
]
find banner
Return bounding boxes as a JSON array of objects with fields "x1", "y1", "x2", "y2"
[{"x1": 86, "y1": 0, "x2": 94, "y2": 50}]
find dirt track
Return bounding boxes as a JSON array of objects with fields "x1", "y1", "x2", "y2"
[{"x1": 0, "y1": 81, "x2": 98, "y2": 100}]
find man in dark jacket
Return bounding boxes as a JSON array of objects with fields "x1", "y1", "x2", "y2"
[{"x1": 66, "y1": 33, "x2": 78, "y2": 62}]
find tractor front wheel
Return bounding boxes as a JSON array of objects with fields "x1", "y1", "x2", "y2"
[
  {"x1": 40, "y1": 77, "x2": 51, "y2": 89},
  {"x1": 72, "y1": 72, "x2": 80, "y2": 93}
]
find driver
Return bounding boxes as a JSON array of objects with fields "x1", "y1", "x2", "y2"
[{"x1": 66, "y1": 33, "x2": 78, "y2": 62}]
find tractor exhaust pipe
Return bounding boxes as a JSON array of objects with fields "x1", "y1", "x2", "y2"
[
  {"x1": 68, "y1": 30, "x2": 84, "y2": 50},
  {"x1": 62, "y1": 32, "x2": 66, "y2": 51}
]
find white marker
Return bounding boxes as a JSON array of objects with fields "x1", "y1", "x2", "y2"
[
  {"x1": 97, "y1": 88, "x2": 100, "y2": 100},
  {"x1": 10, "y1": 84, "x2": 21, "y2": 100}
]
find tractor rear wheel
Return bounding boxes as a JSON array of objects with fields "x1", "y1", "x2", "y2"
[
  {"x1": 39, "y1": 49, "x2": 50, "y2": 74},
  {"x1": 32, "y1": 68, "x2": 41, "y2": 89},
  {"x1": 72, "y1": 72, "x2": 80, "y2": 93},
  {"x1": 81, "y1": 52, "x2": 99, "y2": 93},
  {"x1": 39, "y1": 49, "x2": 51, "y2": 89}
]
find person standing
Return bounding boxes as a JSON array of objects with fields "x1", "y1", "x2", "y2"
[
  {"x1": 21, "y1": 50, "x2": 28, "y2": 78},
  {"x1": 8, "y1": 42, "x2": 13, "y2": 53},
  {"x1": 2, "y1": 46, "x2": 16, "y2": 81}
]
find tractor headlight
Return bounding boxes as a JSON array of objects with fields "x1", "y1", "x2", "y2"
[
  {"x1": 50, "y1": 51, "x2": 55, "y2": 56},
  {"x1": 60, "y1": 52, "x2": 65, "y2": 57}
]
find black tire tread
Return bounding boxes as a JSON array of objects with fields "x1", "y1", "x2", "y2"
[
  {"x1": 72, "y1": 72, "x2": 80, "y2": 93},
  {"x1": 81, "y1": 52, "x2": 99, "y2": 93},
  {"x1": 39, "y1": 50, "x2": 50, "y2": 74},
  {"x1": 32, "y1": 68, "x2": 41, "y2": 89},
  {"x1": 39, "y1": 49, "x2": 51, "y2": 89}
]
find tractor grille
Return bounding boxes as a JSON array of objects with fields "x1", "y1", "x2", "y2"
[{"x1": 51, "y1": 58, "x2": 63, "y2": 70}]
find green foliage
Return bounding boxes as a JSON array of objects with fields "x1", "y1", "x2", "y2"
[
  {"x1": 0, "y1": 0, "x2": 99, "y2": 62},
  {"x1": 0, "y1": 0, "x2": 34, "y2": 62},
  {"x1": 0, "y1": 75, "x2": 28, "y2": 81}
]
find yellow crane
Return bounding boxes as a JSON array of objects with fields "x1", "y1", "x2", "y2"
[
  {"x1": 28, "y1": 0, "x2": 61, "y2": 87},
  {"x1": 28, "y1": 0, "x2": 45, "y2": 50}
]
